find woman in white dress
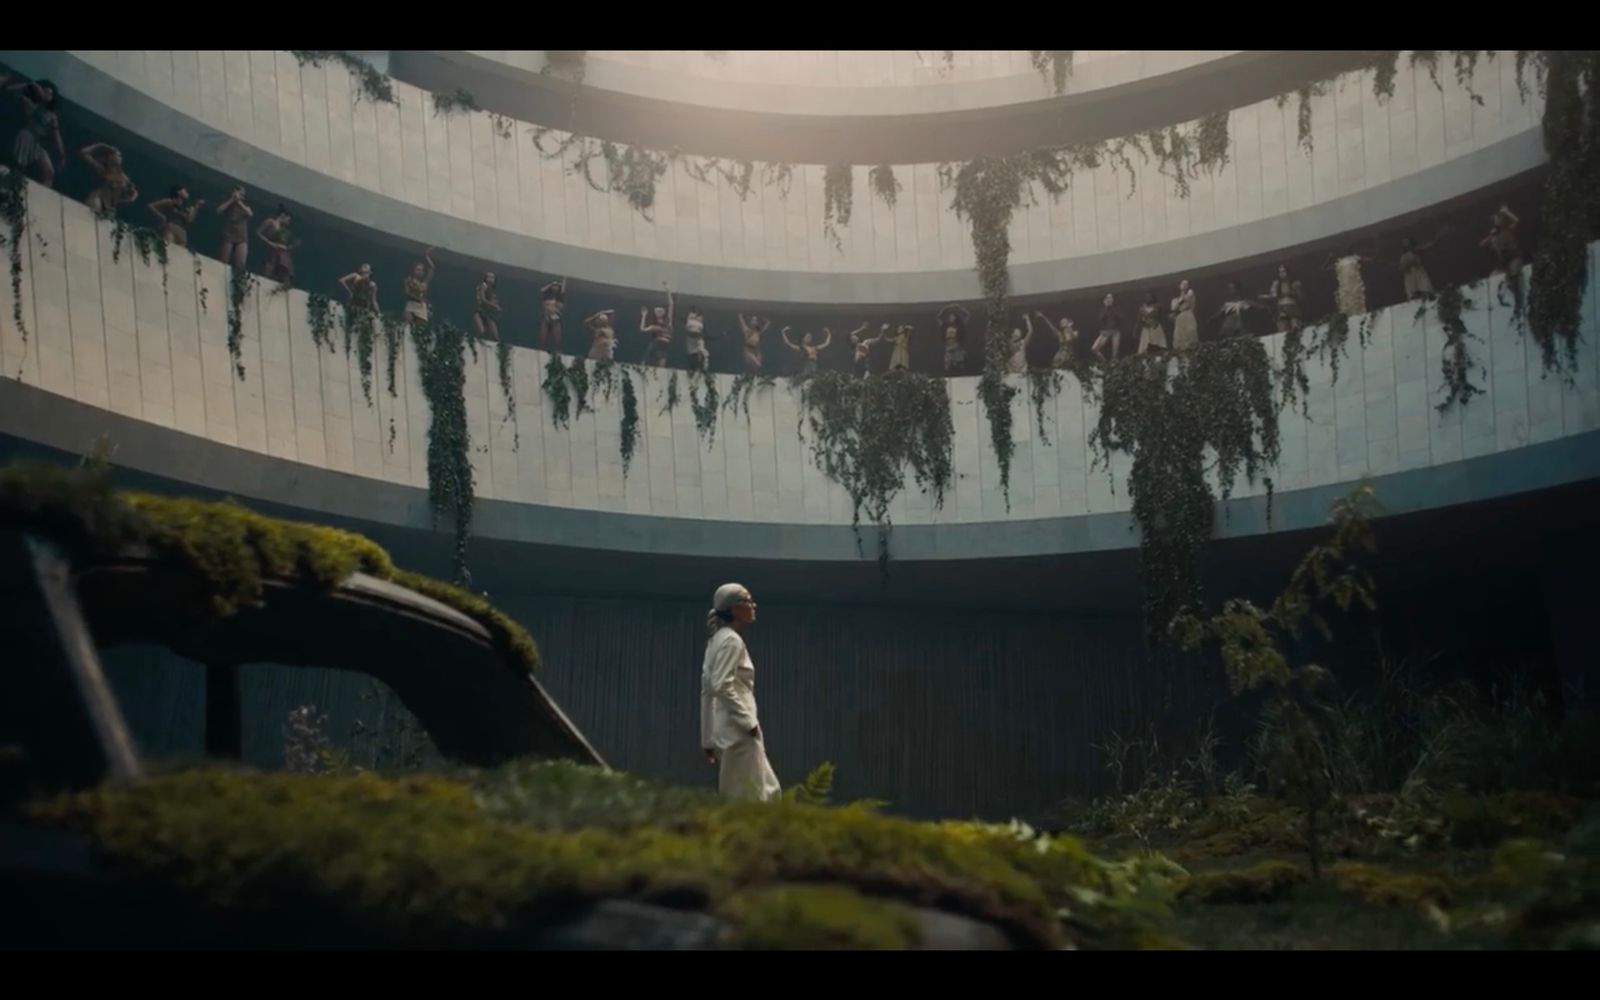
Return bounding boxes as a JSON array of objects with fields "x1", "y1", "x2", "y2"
[
  {"x1": 1330, "y1": 245, "x2": 1375, "y2": 316},
  {"x1": 1170, "y1": 280, "x2": 1199, "y2": 352},
  {"x1": 701, "y1": 583, "x2": 781, "y2": 802}
]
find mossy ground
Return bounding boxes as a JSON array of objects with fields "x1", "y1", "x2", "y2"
[
  {"x1": 1075, "y1": 789, "x2": 1600, "y2": 950},
  {"x1": 0, "y1": 460, "x2": 538, "y2": 671},
  {"x1": 22, "y1": 761, "x2": 1187, "y2": 950}
]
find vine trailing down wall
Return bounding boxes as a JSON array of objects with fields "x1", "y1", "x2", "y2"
[
  {"x1": 409, "y1": 321, "x2": 475, "y2": 587},
  {"x1": 793, "y1": 369, "x2": 955, "y2": 570},
  {"x1": 1, "y1": 168, "x2": 30, "y2": 362},
  {"x1": 1088, "y1": 339, "x2": 1280, "y2": 644}
]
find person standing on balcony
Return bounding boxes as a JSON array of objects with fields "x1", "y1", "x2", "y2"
[
  {"x1": 1262, "y1": 263, "x2": 1304, "y2": 334},
  {"x1": 473, "y1": 271, "x2": 501, "y2": 342},
  {"x1": 257, "y1": 206, "x2": 297, "y2": 284},
  {"x1": 7, "y1": 77, "x2": 65, "y2": 188},
  {"x1": 888, "y1": 322, "x2": 913, "y2": 372},
  {"x1": 148, "y1": 185, "x2": 203, "y2": 247},
  {"x1": 642, "y1": 282, "x2": 675, "y2": 367},
  {"x1": 781, "y1": 326, "x2": 831, "y2": 377},
  {"x1": 1092, "y1": 292, "x2": 1125, "y2": 362},
  {"x1": 685, "y1": 305, "x2": 719, "y2": 372},
  {"x1": 539, "y1": 277, "x2": 567, "y2": 351},
  {"x1": 1213, "y1": 281, "x2": 1259, "y2": 339},
  {"x1": 402, "y1": 247, "x2": 434, "y2": 326},
  {"x1": 216, "y1": 186, "x2": 253, "y2": 270},
  {"x1": 1136, "y1": 292, "x2": 1167, "y2": 355},
  {"x1": 1398, "y1": 234, "x2": 1439, "y2": 301},
  {"x1": 585, "y1": 309, "x2": 617, "y2": 362},
  {"x1": 849, "y1": 321, "x2": 881, "y2": 377},
  {"x1": 339, "y1": 262, "x2": 379, "y2": 314},
  {"x1": 938, "y1": 304, "x2": 971, "y2": 374},
  {"x1": 738, "y1": 313, "x2": 770, "y2": 373},
  {"x1": 1033, "y1": 308, "x2": 1079, "y2": 368},
  {"x1": 701, "y1": 583, "x2": 781, "y2": 803},
  {"x1": 80, "y1": 143, "x2": 137, "y2": 218},
  {"x1": 1330, "y1": 245, "x2": 1376, "y2": 316},
  {"x1": 1170, "y1": 280, "x2": 1200, "y2": 352}
]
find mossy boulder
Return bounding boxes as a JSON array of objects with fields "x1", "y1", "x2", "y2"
[
  {"x1": 0, "y1": 460, "x2": 537, "y2": 671},
  {"x1": 1329, "y1": 862, "x2": 1454, "y2": 910},
  {"x1": 1177, "y1": 860, "x2": 1307, "y2": 904},
  {"x1": 24, "y1": 762, "x2": 1183, "y2": 949}
]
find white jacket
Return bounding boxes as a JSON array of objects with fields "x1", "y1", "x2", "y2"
[{"x1": 701, "y1": 627, "x2": 760, "y2": 750}]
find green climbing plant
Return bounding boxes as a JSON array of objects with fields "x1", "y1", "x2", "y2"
[
  {"x1": 541, "y1": 353, "x2": 573, "y2": 429},
  {"x1": 306, "y1": 293, "x2": 337, "y2": 354},
  {"x1": 1089, "y1": 339, "x2": 1281, "y2": 644},
  {"x1": 1527, "y1": 50, "x2": 1587, "y2": 378},
  {"x1": 1, "y1": 168, "x2": 30, "y2": 357},
  {"x1": 496, "y1": 341, "x2": 518, "y2": 451},
  {"x1": 688, "y1": 369, "x2": 720, "y2": 446},
  {"x1": 290, "y1": 51, "x2": 396, "y2": 105},
  {"x1": 432, "y1": 87, "x2": 514, "y2": 140},
  {"x1": 226, "y1": 266, "x2": 256, "y2": 382},
  {"x1": 1029, "y1": 51, "x2": 1074, "y2": 95},
  {"x1": 794, "y1": 369, "x2": 954, "y2": 568},
  {"x1": 410, "y1": 321, "x2": 474, "y2": 585},
  {"x1": 619, "y1": 368, "x2": 639, "y2": 479},
  {"x1": 1431, "y1": 285, "x2": 1486, "y2": 413},
  {"x1": 869, "y1": 164, "x2": 901, "y2": 208},
  {"x1": 823, "y1": 164, "x2": 853, "y2": 249}
]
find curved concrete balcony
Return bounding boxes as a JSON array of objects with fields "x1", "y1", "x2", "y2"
[
  {"x1": 1, "y1": 50, "x2": 1545, "y2": 307},
  {"x1": 1, "y1": 179, "x2": 1595, "y2": 570}
]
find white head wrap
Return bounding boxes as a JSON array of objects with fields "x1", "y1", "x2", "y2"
[{"x1": 707, "y1": 583, "x2": 750, "y2": 637}]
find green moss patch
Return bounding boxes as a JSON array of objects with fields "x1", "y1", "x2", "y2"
[
  {"x1": 0, "y1": 461, "x2": 538, "y2": 671},
  {"x1": 717, "y1": 885, "x2": 923, "y2": 950},
  {"x1": 27, "y1": 762, "x2": 1185, "y2": 949},
  {"x1": 1177, "y1": 860, "x2": 1306, "y2": 905}
]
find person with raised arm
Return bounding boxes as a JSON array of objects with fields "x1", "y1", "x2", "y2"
[
  {"x1": 781, "y1": 325, "x2": 832, "y2": 376},
  {"x1": 642, "y1": 282, "x2": 675, "y2": 367},
  {"x1": 216, "y1": 186, "x2": 254, "y2": 270}
]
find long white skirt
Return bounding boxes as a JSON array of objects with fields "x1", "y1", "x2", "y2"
[{"x1": 719, "y1": 736, "x2": 782, "y2": 802}]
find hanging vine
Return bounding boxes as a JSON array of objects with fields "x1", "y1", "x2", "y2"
[
  {"x1": 1527, "y1": 49, "x2": 1587, "y2": 378},
  {"x1": 226, "y1": 266, "x2": 256, "y2": 382},
  {"x1": 382, "y1": 313, "x2": 405, "y2": 455},
  {"x1": 658, "y1": 370, "x2": 681, "y2": 416},
  {"x1": 619, "y1": 369, "x2": 639, "y2": 479},
  {"x1": 977, "y1": 336, "x2": 1020, "y2": 508},
  {"x1": 722, "y1": 371, "x2": 774, "y2": 423},
  {"x1": 290, "y1": 51, "x2": 396, "y2": 105},
  {"x1": 543, "y1": 51, "x2": 588, "y2": 87},
  {"x1": 343, "y1": 305, "x2": 377, "y2": 406},
  {"x1": 109, "y1": 220, "x2": 170, "y2": 290},
  {"x1": 823, "y1": 164, "x2": 854, "y2": 249},
  {"x1": 305, "y1": 293, "x2": 337, "y2": 354},
  {"x1": 381, "y1": 313, "x2": 404, "y2": 398},
  {"x1": 410, "y1": 321, "x2": 475, "y2": 586},
  {"x1": 1029, "y1": 51, "x2": 1075, "y2": 96},
  {"x1": 496, "y1": 341, "x2": 518, "y2": 451},
  {"x1": 1088, "y1": 338, "x2": 1281, "y2": 643},
  {"x1": 541, "y1": 352, "x2": 573, "y2": 428},
  {"x1": 794, "y1": 369, "x2": 955, "y2": 568},
  {"x1": 869, "y1": 164, "x2": 901, "y2": 208},
  {"x1": 432, "y1": 87, "x2": 515, "y2": 140},
  {"x1": 1027, "y1": 368, "x2": 1063, "y2": 447},
  {"x1": 688, "y1": 369, "x2": 720, "y2": 446},
  {"x1": 1, "y1": 168, "x2": 30, "y2": 358},
  {"x1": 1430, "y1": 286, "x2": 1485, "y2": 413}
]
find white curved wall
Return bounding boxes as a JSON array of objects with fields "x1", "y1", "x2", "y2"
[
  {"x1": 468, "y1": 50, "x2": 1241, "y2": 115},
  {"x1": 65, "y1": 50, "x2": 1540, "y2": 278},
  {"x1": 2, "y1": 178, "x2": 1595, "y2": 532}
]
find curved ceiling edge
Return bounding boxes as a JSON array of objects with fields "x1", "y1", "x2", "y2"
[
  {"x1": 4, "y1": 380, "x2": 1595, "y2": 566},
  {"x1": 393, "y1": 50, "x2": 1376, "y2": 164},
  {"x1": 16, "y1": 49, "x2": 1547, "y2": 308}
]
